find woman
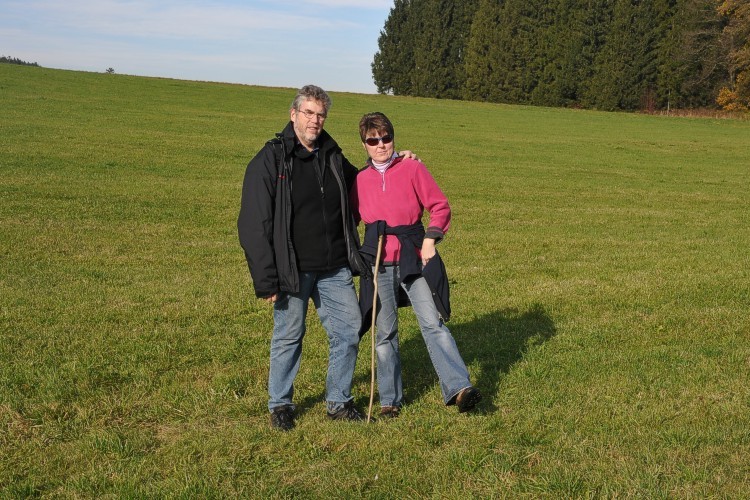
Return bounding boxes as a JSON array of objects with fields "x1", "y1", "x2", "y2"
[{"x1": 351, "y1": 112, "x2": 481, "y2": 418}]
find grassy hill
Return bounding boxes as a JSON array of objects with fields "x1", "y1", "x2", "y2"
[{"x1": 2, "y1": 64, "x2": 749, "y2": 497}]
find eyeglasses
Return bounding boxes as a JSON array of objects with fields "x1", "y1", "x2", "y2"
[
  {"x1": 364, "y1": 135, "x2": 393, "y2": 146},
  {"x1": 297, "y1": 108, "x2": 327, "y2": 121}
]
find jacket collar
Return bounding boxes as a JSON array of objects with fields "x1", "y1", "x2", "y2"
[{"x1": 279, "y1": 121, "x2": 340, "y2": 158}]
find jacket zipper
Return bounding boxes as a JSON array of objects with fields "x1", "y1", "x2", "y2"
[{"x1": 314, "y1": 155, "x2": 331, "y2": 265}]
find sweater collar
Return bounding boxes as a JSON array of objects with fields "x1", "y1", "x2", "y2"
[{"x1": 367, "y1": 153, "x2": 403, "y2": 172}]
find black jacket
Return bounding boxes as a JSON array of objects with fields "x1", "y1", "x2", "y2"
[
  {"x1": 358, "y1": 221, "x2": 451, "y2": 337},
  {"x1": 237, "y1": 122, "x2": 368, "y2": 298}
]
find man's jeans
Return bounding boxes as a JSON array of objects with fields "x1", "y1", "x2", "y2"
[
  {"x1": 375, "y1": 265, "x2": 471, "y2": 407},
  {"x1": 268, "y1": 267, "x2": 361, "y2": 413}
]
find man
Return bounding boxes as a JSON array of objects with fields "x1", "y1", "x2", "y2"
[{"x1": 238, "y1": 85, "x2": 411, "y2": 431}]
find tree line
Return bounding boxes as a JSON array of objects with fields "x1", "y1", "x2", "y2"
[
  {"x1": 372, "y1": 0, "x2": 750, "y2": 111},
  {"x1": 1, "y1": 56, "x2": 40, "y2": 67}
]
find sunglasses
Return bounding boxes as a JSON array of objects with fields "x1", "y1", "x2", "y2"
[{"x1": 364, "y1": 135, "x2": 393, "y2": 147}]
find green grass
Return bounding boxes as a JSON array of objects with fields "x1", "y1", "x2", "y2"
[{"x1": 2, "y1": 64, "x2": 749, "y2": 497}]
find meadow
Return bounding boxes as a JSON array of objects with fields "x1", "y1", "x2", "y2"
[{"x1": 1, "y1": 64, "x2": 749, "y2": 497}]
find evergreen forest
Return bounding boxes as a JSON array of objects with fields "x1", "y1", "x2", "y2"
[
  {"x1": 372, "y1": 0, "x2": 750, "y2": 111},
  {"x1": 0, "y1": 56, "x2": 40, "y2": 67}
]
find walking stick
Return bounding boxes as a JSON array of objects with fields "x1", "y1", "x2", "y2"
[{"x1": 367, "y1": 234, "x2": 384, "y2": 423}]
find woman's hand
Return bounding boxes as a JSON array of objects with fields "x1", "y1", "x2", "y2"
[{"x1": 421, "y1": 238, "x2": 436, "y2": 266}]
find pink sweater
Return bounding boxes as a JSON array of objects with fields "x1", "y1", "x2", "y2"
[{"x1": 351, "y1": 156, "x2": 451, "y2": 263}]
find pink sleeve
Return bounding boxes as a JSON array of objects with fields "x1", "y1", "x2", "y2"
[{"x1": 412, "y1": 161, "x2": 451, "y2": 236}]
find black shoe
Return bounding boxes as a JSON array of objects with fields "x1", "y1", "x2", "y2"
[
  {"x1": 270, "y1": 405, "x2": 295, "y2": 431},
  {"x1": 327, "y1": 401, "x2": 373, "y2": 422},
  {"x1": 456, "y1": 387, "x2": 482, "y2": 413},
  {"x1": 379, "y1": 406, "x2": 401, "y2": 419}
]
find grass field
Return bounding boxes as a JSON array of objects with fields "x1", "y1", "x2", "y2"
[{"x1": 2, "y1": 64, "x2": 750, "y2": 497}]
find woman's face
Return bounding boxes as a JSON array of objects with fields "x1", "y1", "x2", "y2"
[{"x1": 363, "y1": 128, "x2": 395, "y2": 163}]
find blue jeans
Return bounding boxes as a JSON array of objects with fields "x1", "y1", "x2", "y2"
[
  {"x1": 268, "y1": 267, "x2": 361, "y2": 413},
  {"x1": 374, "y1": 265, "x2": 471, "y2": 407}
]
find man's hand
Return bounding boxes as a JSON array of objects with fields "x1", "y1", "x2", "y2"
[
  {"x1": 398, "y1": 150, "x2": 420, "y2": 162},
  {"x1": 265, "y1": 294, "x2": 278, "y2": 303}
]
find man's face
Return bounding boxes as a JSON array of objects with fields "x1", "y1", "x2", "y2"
[{"x1": 291, "y1": 99, "x2": 327, "y2": 149}]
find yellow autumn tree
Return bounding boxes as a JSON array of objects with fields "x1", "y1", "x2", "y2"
[{"x1": 716, "y1": 0, "x2": 750, "y2": 110}]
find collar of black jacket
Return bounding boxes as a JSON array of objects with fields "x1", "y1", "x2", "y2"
[{"x1": 280, "y1": 121, "x2": 340, "y2": 158}]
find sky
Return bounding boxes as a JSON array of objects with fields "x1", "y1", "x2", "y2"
[{"x1": 1, "y1": 0, "x2": 394, "y2": 94}]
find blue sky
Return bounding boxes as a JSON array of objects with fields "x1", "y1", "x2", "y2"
[{"x1": 1, "y1": 0, "x2": 394, "y2": 94}]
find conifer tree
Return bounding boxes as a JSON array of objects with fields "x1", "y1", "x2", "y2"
[
  {"x1": 411, "y1": 0, "x2": 442, "y2": 97},
  {"x1": 463, "y1": 0, "x2": 505, "y2": 101},
  {"x1": 654, "y1": 0, "x2": 684, "y2": 110},
  {"x1": 373, "y1": 0, "x2": 478, "y2": 98},
  {"x1": 529, "y1": 0, "x2": 587, "y2": 107},
  {"x1": 373, "y1": 0, "x2": 415, "y2": 95},
  {"x1": 477, "y1": 0, "x2": 538, "y2": 103},
  {"x1": 374, "y1": 0, "x2": 738, "y2": 110},
  {"x1": 583, "y1": 0, "x2": 654, "y2": 110}
]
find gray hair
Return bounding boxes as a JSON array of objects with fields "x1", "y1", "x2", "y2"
[{"x1": 291, "y1": 85, "x2": 332, "y2": 114}]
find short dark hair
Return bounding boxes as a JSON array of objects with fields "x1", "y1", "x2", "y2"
[
  {"x1": 291, "y1": 85, "x2": 332, "y2": 114},
  {"x1": 359, "y1": 112, "x2": 394, "y2": 143}
]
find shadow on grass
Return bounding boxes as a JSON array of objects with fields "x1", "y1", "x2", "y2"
[
  {"x1": 295, "y1": 304, "x2": 555, "y2": 416},
  {"x1": 396, "y1": 303, "x2": 557, "y2": 412}
]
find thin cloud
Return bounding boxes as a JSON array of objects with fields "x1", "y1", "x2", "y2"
[
  {"x1": 299, "y1": 0, "x2": 393, "y2": 8},
  {"x1": 1, "y1": 0, "x2": 392, "y2": 93},
  {"x1": 12, "y1": 0, "x2": 356, "y2": 40}
]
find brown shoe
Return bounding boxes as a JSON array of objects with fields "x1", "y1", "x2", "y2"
[
  {"x1": 455, "y1": 387, "x2": 482, "y2": 413},
  {"x1": 379, "y1": 406, "x2": 401, "y2": 418}
]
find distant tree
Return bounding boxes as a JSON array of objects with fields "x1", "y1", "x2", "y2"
[
  {"x1": 410, "y1": 0, "x2": 479, "y2": 98},
  {"x1": 448, "y1": 0, "x2": 482, "y2": 97},
  {"x1": 529, "y1": 0, "x2": 588, "y2": 107},
  {"x1": 489, "y1": 0, "x2": 610, "y2": 107},
  {"x1": 503, "y1": 0, "x2": 547, "y2": 104},
  {"x1": 672, "y1": 0, "x2": 728, "y2": 108},
  {"x1": 582, "y1": 0, "x2": 659, "y2": 111},
  {"x1": 374, "y1": 0, "x2": 743, "y2": 111},
  {"x1": 464, "y1": 0, "x2": 541, "y2": 104},
  {"x1": 462, "y1": 0, "x2": 505, "y2": 102},
  {"x1": 373, "y1": 0, "x2": 478, "y2": 98},
  {"x1": 408, "y1": 0, "x2": 435, "y2": 97},
  {"x1": 106, "y1": 68, "x2": 115, "y2": 74},
  {"x1": 716, "y1": 0, "x2": 750, "y2": 110},
  {"x1": 0, "y1": 56, "x2": 40, "y2": 66},
  {"x1": 654, "y1": 0, "x2": 686, "y2": 110},
  {"x1": 575, "y1": 0, "x2": 614, "y2": 106},
  {"x1": 373, "y1": 0, "x2": 415, "y2": 95}
]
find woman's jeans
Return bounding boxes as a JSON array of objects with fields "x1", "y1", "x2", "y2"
[
  {"x1": 374, "y1": 265, "x2": 471, "y2": 407},
  {"x1": 268, "y1": 267, "x2": 361, "y2": 413}
]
